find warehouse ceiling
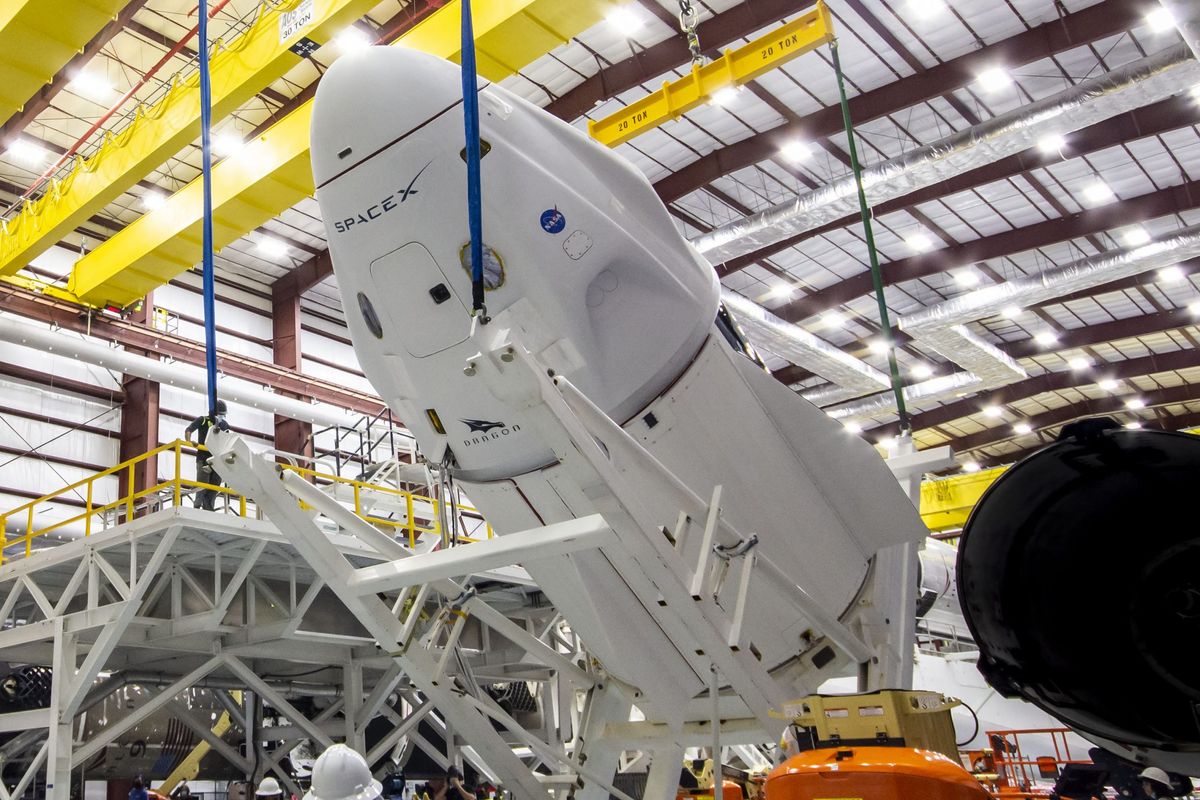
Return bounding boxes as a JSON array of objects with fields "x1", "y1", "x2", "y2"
[{"x1": 1, "y1": 0, "x2": 1198, "y2": 473}]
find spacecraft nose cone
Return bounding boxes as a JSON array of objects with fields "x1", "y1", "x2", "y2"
[{"x1": 311, "y1": 46, "x2": 483, "y2": 189}]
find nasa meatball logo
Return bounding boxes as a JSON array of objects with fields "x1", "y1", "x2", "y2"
[
  {"x1": 461, "y1": 418, "x2": 521, "y2": 447},
  {"x1": 540, "y1": 208, "x2": 566, "y2": 234}
]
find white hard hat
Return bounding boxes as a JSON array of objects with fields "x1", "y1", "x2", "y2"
[
  {"x1": 303, "y1": 744, "x2": 382, "y2": 800},
  {"x1": 256, "y1": 778, "x2": 284, "y2": 797},
  {"x1": 1139, "y1": 766, "x2": 1172, "y2": 789}
]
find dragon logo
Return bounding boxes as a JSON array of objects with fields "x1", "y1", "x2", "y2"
[{"x1": 461, "y1": 419, "x2": 506, "y2": 434}]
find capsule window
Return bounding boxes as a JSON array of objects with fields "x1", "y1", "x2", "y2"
[{"x1": 358, "y1": 292, "x2": 384, "y2": 339}]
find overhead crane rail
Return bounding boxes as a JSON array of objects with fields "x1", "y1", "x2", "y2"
[{"x1": 0, "y1": 439, "x2": 491, "y2": 564}]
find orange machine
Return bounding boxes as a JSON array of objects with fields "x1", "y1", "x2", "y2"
[{"x1": 767, "y1": 746, "x2": 992, "y2": 800}]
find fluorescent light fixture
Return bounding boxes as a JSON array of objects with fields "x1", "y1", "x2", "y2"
[
  {"x1": 141, "y1": 191, "x2": 166, "y2": 211},
  {"x1": 910, "y1": 362, "x2": 933, "y2": 379},
  {"x1": 1037, "y1": 133, "x2": 1066, "y2": 154},
  {"x1": 1125, "y1": 397, "x2": 1146, "y2": 410},
  {"x1": 869, "y1": 339, "x2": 890, "y2": 355},
  {"x1": 213, "y1": 131, "x2": 244, "y2": 157},
  {"x1": 977, "y1": 67, "x2": 1012, "y2": 93},
  {"x1": 1098, "y1": 379, "x2": 1120, "y2": 391},
  {"x1": 962, "y1": 460, "x2": 981, "y2": 473},
  {"x1": 877, "y1": 436, "x2": 896, "y2": 451},
  {"x1": 822, "y1": 310, "x2": 847, "y2": 329},
  {"x1": 710, "y1": 86, "x2": 740, "y2": 107},
  {"x1": 1121, "y1": 227, "x2": 1151, "y2": 247},
  {"x1": 1000, "y1": 304, "x2": 1023, "y2": 319},
  {"x1": 1158, "y1": 265, "x2": 1185, "y2": 283},
  {"x1": 1068, "y1": 356, "x2": 1091, "y2": 370},
  {"x1": 780, "y1": 139, "x2": 812, "y2": 163},
  {"x1": 1145, "y1": 6, "x2": 1175, "y2": 33},
  {"x1": 1125, "y1": 421, "x2": 1143, "y2": 429},
  {"x1": 843, "y1": 421, "x2": 863, "y2": 434},
  {"x1": 983, "y1": 405, "x2": 1004, "y2": 418},
  {"x1": 1013, "y1": 422, "x2": 1033, "y2": 435},
  {"x1": 1082, "y1": 180, "x2": 1115, "y2": 204},
  {"x1": 6, "y1": 139, "x2": 47, "y2": 167},
  {"x1": 955, "y1": 269, "x2": 980, "y2": 287},
  {"x1": 335, "y1": 26, "x2": 372, "y2": 50},
  {"x1": 1189, "y1": 300, "x2": 1200, "y2": 315},
  {"x1": 607, "y1": 6, "x2": 644, "y2": 36},
  {"x1": 1034, "y1": 331, "x2": 1058, "y2": 347},
  {"x1": 70, "y1": 71, "x2": 113, "y2": 100},
  {"x1": 767, "y1": 283, "x2": 795, "y2": 300},
  {"x1": 905, "y1": 232, "x2": 934, "y2": 252},
  {"x1": 256, "y1": 236, "x2": 288, "y2": 259}
]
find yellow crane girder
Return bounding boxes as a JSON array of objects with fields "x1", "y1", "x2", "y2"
[
  {"x1": 589, "y1": 3, "x2": 834, "y2": 148},
  {"x1": 69, "y1": 0, "x2": 610, "y2": 308},
  {"x1": 0, "y1": 0, "x2": 382, "y2": 279},
  {"x1": 0, "y1": 0, "x2": 131, "y2": 123},
  {"x1": 918, "y1": 466, "x2": 1008, "y2": 533}
]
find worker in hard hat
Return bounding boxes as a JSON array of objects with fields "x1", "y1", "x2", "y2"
[
  {"x1": 256, "y1": 778, "x2": 284, "y2": 799},
  {"x1": 416, "y1": 767, "x2": 475, "y2": 800},
  {"x1": 304, "y1": 744, "x2": 382, "y2": 800},
  {"x1": 185, "y1": 399, "x2": 230, "y2": 511},
  {"x1": 1138, "y1": 767, "x2": 1174, "y2": 798}
]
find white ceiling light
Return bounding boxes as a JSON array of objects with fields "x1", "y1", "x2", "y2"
[
  {"x1": 905, "y1": 232, "x2": 934, "y2": 253},
  {"x1": 1158, "y1": 265, "x2": 1185, "y2": 283},
  {"x1": 335, "y1": 26, "x2": 372, "y2": 51},
  {"x1": 1013, "y1": 422, "x2": 1033, "y2": 435},
  {"x1": 1000, "y1": 304, "x2": 1023, "y2": 319},
  {"x1": 606, "y1": 5, "x2": 644, "y2": 36},
  {"x1": 983, "y1": 405, "x2": 1004, "y2": 418},
  {"x1": 906, "y1": 0, "x2": 945, "y2": 19},
  {"x1": 1068, "y1": 356, "x2": 1091, "y2": 370},
  {"x1": 1082, "y1": 180, "x2": 1115, "y2": 205},
  {"x1": 780, "y1": 140, "x2": 812, "y2": 163},
  {"x1": 822, "y1": 310, "x2": 847, "y2": 329},
  {"x1": 1189, "y1": 300, "x2": 1200, "y2": 315},
  {"x1": 1125, "y1": 421, "x2": 1143, "y2": 429},
  {"x1": 141, "y1": 191, "x2": 167, "y2": 211},
  {"x1": 767, "y1": 283, "x2": 795, "y2": 300},
  {"x1": 843, "y1": 421, "x2": 863, "y2": 434},
  {"x1": 6, "y1": 139, "x2": 47, "y2": 167},
  {"x1": 955, "y1": 269, "x2": 980, "y2": 287},
  {"x1": 1125, "y1": 397, "x2": 1146, "y2": 410},
  {"x1": 877, "y1": 436, "x2": 896, "y2": 452},
  {"x1": 1034, "y1": 331, "x2": 1058, "y2": 347},
  {"x1": 1098, "y1": 378, "x2": 1120, "y2": 391},
  {"x1": 256, "y1": 236, "x2": 289, "y2": 259},
  {"x1": 962, "y1": 460, "x2": 981, "y2": 473},
  {"x1": 213, "y1": 131, "x2": 244, "y2": 157},
  {"x1": 1121, "y1": 227, "x2": 1152, "y2": 247},
  {"x1": 976, "y1": 67, "x2": 1012, "y2": 93},
  {"x1": 70, "y1": 71, "x2": 113, "y2": 100},
  {"x1": 910, "y1": 362, "x2": 933, "y2": 379},
  {"x1": 869, "y1": 339, "x2": 890, "y2": 355},
  {"x1": 710, "y1": 86, "x2": 740, "y2": 107},
  {"x1": 1145, "y1": 7, "x2": 1175, "y2": 33},
  {"x1": 1037, "y1": 133, "x2": 1066, "y2": 154}
]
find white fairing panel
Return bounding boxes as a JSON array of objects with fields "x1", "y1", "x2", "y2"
[
  {"x1": 312, "y1": 47, "x2": 926, "y2": 712},
  {"x1": 312, "y1": 47, "x2": 718, "y2": 481}
]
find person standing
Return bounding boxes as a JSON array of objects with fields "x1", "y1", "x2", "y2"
[
  {"x1": 129, "y1": 776, "x2": 149, "y2": 800},
  {"x1": 1138, "y1": 767, "x2": 1174, "y2": 798},
  {"x1": 185, "y1": 399, "x2": 230, "y2": 511}
]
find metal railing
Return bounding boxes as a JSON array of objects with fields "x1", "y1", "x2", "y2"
[{"x1": 0, "y1": 439, "x2": 491, "y2": 564}]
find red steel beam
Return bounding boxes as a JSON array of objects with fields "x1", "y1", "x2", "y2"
[
  {"x1": 0, "y1": 283, "x2": 386, "y2": 418},
  {"x1": 118, "y1": 296, "x2": 160, "y2": 499},
  {"x1": 651, "y1": 0, "x2": 1144, "y2": 204},
  {"x1": 271, "y1": 285, "x2": 315, "y2": 458}
]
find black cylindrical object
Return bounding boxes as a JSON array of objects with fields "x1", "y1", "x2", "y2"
[{"x1": 957, "y1": 419, "x2": 1200, "y2": 755}]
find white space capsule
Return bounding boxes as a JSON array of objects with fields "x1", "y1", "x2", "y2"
[{"x1": 312, "y1": 47, "x2": 924, "y2": 719}]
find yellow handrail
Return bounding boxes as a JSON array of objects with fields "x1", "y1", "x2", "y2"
[{"x1": 0, "y1": 439, "x2": 489, "y2": 565}]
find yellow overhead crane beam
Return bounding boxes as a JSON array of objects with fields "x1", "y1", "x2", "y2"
[
  {"x1": 588, "y1": 2, "x2": 835, "y2": 148},
  {"x1": 70, "y1": 0, "x2": 610, "y2": 308},
  {"x1": 0, "y1": 0, "x2": 131, "y2": 123},
  {"x1": 919, "y1": 466, "x2": 1008, "y2": 534},
  {"x1": 0, "y1": 0, "x2": 382, "y2": 279}
]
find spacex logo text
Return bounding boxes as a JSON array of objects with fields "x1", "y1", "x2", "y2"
[{"x1": 333, "y1": 160, "x2": 432, "y2": 233}]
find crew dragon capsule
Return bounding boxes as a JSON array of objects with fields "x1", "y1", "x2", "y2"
[{"x1": 310, "y1": 47, "x2": 925, "y2": 723}]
